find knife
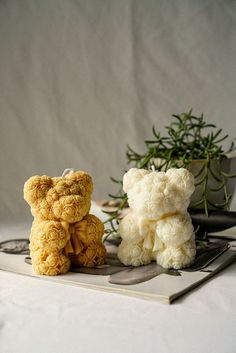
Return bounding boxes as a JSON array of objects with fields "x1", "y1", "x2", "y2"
[{"x1": 183, "y1": 240, "x2": 230, "y2": 272}]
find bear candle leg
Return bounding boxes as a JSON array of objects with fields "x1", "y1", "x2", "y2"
[
  {"x1": 31, "y1": 250, "x2": 71, "y2": 276},
  {"x1": 70, "y1": 244, "x2": 106, "y2": 268},
  {"x1": 118, "y1": 240, "x2": 152, "y2": 267}
]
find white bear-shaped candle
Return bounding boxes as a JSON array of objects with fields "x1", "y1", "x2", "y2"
[{"x1": 118, "y1": 168, "x2": 196, "y2": 269}]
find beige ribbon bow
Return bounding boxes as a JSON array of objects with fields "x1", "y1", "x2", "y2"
[
  {"x1": 138, "y1": 212, "x2": 178, "y2": 252},
  {"x1": 64, "y1": 220, "x2": 87, "y2": 255},
  {"x1": 138, "y1": 217, "x2": 160, "y2": 252}
]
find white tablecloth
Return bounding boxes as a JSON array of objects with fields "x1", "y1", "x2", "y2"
[
  {"x1": 0, "y1": 204, "x2": 236, "y2": 353},
  {"x1": 0, "y1": 264, "x2": 235, "y2": 353}
]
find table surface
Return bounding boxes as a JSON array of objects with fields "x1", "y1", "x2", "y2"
[{"x1": 0, "y1": 203, "x2": 236, "y2": 353}]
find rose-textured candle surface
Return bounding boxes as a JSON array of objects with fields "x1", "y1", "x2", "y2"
[
  {"x1": 118, "y1": 168, "x2": 196, "y2": 269},
  {"x1": 24, "y1": 170, "x2": 106, "y2": 275}
]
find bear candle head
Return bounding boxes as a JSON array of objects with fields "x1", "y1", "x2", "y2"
[
  {"x1": 123, "y1": 167, "x2": 195, "y2": 219},
  {"x1": 24, "y1": 171, "x2": 93, "y2": 223}
]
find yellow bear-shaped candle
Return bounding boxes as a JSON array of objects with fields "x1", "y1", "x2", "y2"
[{"x1": 24, "y1": 170, "x2": 106, "y2": 275}]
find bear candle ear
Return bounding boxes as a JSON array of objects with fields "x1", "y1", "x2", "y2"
[
  {"x1": 166, "y1": 168, "x2": 195, "y2": 198},
  {"x1": 23, "y1": 175, "x2": 52, "y2": 205},
  {"x1": 123, "y1": 168, "x2": 150, "y2": 193},
  {"x1": 65, "y1": 171, "x2": 93, "y2": 194}
]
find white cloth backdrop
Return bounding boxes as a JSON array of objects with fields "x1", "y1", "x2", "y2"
[
  {"x1": 0, "y1": 0, "x2": 236, "y2": 220},
  {"x1": 0, "y1": 2, "x2": 236, "y2": 353}
]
